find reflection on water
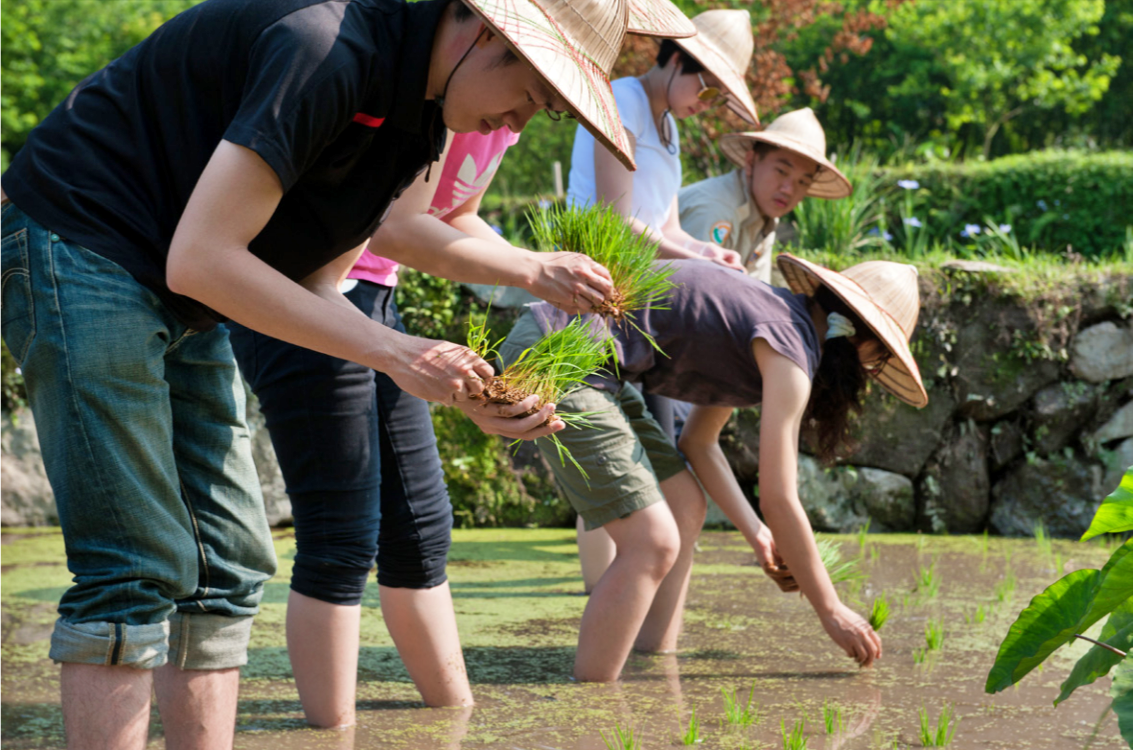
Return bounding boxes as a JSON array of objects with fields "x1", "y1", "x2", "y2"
[{"x1": 1, "y1": 530, "x2": 1125, "y2": 748}]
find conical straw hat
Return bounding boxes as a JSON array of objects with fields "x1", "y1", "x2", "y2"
[
  {"x1": 719, "y1": 108, "x2": 851, "y2": 199},
  {"x1": 627, "y1": 0, "x2": 696, "y2": 38},
  {"x1": 674, "y1": 9, "x2": 759, "y2": 124},
  {"x1": 776, "y1": 253, "x2": 928, "y2": 408},
  {"x1": 465, "y1": 0, "x2": 694, "y2": 172}
]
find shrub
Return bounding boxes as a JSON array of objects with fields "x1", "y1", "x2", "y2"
[{"x1": 881, "y1": 150, "x2": 1133, "y2": 258}]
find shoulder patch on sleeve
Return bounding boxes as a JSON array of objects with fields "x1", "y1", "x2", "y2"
[{"x1": 711, "y1": 221, "x2": 733, "y2": 245}]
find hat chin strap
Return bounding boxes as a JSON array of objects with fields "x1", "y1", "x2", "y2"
[{"x1": 436, "y1": 27, "x2": 487, "y2": 124}]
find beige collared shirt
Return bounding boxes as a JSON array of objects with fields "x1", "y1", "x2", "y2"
[{"x1": 678, "y1": 169, "x2": 778, "y2": 283}]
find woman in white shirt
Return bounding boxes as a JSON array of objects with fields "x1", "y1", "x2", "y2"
[
  {"x1": 566, "y1": 9, "x2": 762, "y2": 588},
  {"x1": 567, "y1": 9, "x2": 760, "y2": 271}
]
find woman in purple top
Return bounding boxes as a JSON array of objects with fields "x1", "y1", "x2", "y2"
[{"x1": 499, "y1": 254, "x2": 929, "y2": 682}]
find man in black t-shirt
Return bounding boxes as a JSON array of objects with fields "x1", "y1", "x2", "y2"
[{"x1": 0, "y1": 0, "x2": 676, "y2": 744}]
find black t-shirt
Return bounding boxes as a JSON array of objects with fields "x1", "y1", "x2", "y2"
[
  {"x1": 3, "y1": 0, "x2": 448, "y2": 330},
  {"x1": 530, "y1": 260, "x2": 821, "y2": 407}
]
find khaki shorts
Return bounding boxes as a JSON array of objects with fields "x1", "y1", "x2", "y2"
[{"x1": 500, "y1": 311, "x2": 687, "y2": 530}]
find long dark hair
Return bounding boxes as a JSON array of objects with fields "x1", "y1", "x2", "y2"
[{"x1": 803, "y1": 285, "x2": 874, "y2": 464}]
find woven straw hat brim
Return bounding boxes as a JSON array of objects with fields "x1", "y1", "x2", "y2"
[
  {"x1": 627, "y1": 0, "x2": 696, "y2": 38},
  {"x1": 776, "y1": 253, "x2": 928, "y2": 408},
  {"x1": 719, "y1": 131, "x2": 851, "y2": 199},
  {"x1": 676, "y1": 35, "x2": 759, "y2": 124},
  {"x1": 464, "y1": 0, "x2": 636, "y2": 171}
]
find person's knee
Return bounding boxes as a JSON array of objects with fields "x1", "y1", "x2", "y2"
[
  {"x1": 376, "y1": 524, "x2": 452, "y2": 589},
  {"x1": 291, "y1": 531, "x2": 378, "y2": 606},
  {"x1": 617, "y1": 512, "x2": 680, "y2": 583}
]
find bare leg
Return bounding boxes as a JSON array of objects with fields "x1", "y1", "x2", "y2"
[
  {"x1": 286, "y1": 590, "x2": 361, "y2": 728},
  {"x1": 61, "y1": 663, "x2": 153, "y2": 750},
  {"x1": 153, "y1": 664, "x2": 240, "y2": 750},
  {"x1": 380, "y1": 582, "x2": 473, "y2": 707},
  {"x1": 634, "y1": 470, "x2": 708, "y2": 653},
  {"x1": 573, "y1": 501, "x2": 681, "y2": 682},
  {"x1": 576, "y1": 515, "x2": 617, "y2": 594}
]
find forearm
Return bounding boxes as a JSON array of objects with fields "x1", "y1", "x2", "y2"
[
  {"x1": 683, "y1": 441, "x2": 765, "y2": 549},
  {"x1": 372, "y1": 213, "x2": 540, "y2": 288},
  {"x1": 171, "y1": 244, "x2": 403, "y2": 372},
  {"x1": 759, "y1": 494, "x2": 841, "y2": 615}
]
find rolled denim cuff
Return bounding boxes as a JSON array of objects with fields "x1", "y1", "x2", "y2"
[
  {"x1": 49, "y1": 619, "x2": 170, "y2": 669},
  {"x1": 168, "y1": 612, "x2": 254, "y2": 670}
]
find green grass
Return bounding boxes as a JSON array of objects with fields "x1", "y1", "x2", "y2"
[
  {"x1": 600, "y1": 723, "x2": 641, "y2": 750},
  {"x1": 529, "y1": 201, "x2": 677, "y2": 337},
  {"x1": 721, "y1": 683, "x2": 760, "y2": 728},
  {"x1": 816, "y1": 537, "x2": 865, "y2": 587},
  {"x1": 994, "y1": 569, "x2": 1017, "y2": 603},
  {"x1": 822, "y1": 700, "x2": 845, "y2": 734},
  {"x1": 869, "y1": 594, "x2": 891, "y2": 632},
  {"x1": 781, "y1": 717, "x2": 808, "y2": 750},
  {"x1": 681, "y1": 702, "x2": 702, "y2": 745},
  {"x1": 857, "y1": 518, "x2": 873, "y2": 553},
  {"x1": 925, "y1": 618, "x2": 945, "y2": 651},
  {"x1": 914, "y1": 560, "x2": 941, "y2": 600},
  {"x1": 918, "y1": 703, "x2": 958, "y2": 747}
]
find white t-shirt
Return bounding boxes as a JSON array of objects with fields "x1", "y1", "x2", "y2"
[{"x1": 566, "y1": 77, "x2": 681, "y2": 235}]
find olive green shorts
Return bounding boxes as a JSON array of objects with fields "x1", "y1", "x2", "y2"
[{"x1": 500, "y1": 311, "x2": 687, "y2": 530}]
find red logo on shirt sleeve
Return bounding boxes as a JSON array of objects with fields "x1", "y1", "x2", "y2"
[{"x1": 352, "y1": 113, "x2": 386, "y2": 128}]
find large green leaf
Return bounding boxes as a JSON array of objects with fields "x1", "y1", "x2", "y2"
[
  {"x1": 986, "y1": 540, "x2": 1133, "y2": 694},
  {"x1": 1082, "y1": 469, "x2": 1133, "y2": 541},
  {"x1": 1112, "y1": 659, "x2": 1133, "y2": 746},
  {"x1": 987, "y1": 569, "x2": 1103, "y2": 693},
  {"x1": 1055, "y1": 598, "x2": 1133, "y2": 705}
]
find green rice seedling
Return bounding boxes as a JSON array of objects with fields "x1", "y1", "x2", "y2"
[
  {"x1": 869, "y1": 594, "x2": 890, "y2": 632},
  {"x1": 468, "y1": 313, "x2": 613, "y2": 478},
  {"x1": 822, "y1": 700, "x2": 844, "y2": 734},
  {"x1": 963, "y1": 604, "x2": 986, "y2": 625},
  {"x1": 816, "y1": 537, "x2": 865, "y2": 587},
  {"x1": 857, "y1": 518, "x2": 872, "y2": 553},
  {"x1": 913, "y1": 647, "x2": 927, "y2": 665},
  {"x1": 925, "y1": 618, "x2": 945, "y2": 651},
  {"x1": 681, "y1": 702, "x2": 702, "y2": 745},
  {"x1": 1033, "y1": 519, "x2": 1053, "y2": 563},
  {"x1": 914, "y1": 560, "x2": 940, "y2": 599},
  {"x1": 918, "y1": 703, "x2": 958, "y2": 746},
  {"x1": 600, "y1": 722, "x2": 641, "y2": 750},
  {"x1": 528, "y1": 201, "x2": 677, "y2": 333},
  {"x1": 721, "y1": 683, "x2": 759, "y2": 727},
  {"x1": 781, "y1": 717, "x2": 808, "y2": 750},
  {"x1": 993, "y1": 569, "x2": 1016, "y2": 603}
]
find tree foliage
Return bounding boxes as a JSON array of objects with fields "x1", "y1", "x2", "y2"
[
  {"x1": 0, "y1": 0, "x2": 200, "y2": 170},
  {"x1": 885, "y1": 0, "x2": 1120, "y2": 159}
]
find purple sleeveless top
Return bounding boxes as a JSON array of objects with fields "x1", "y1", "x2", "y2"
[{"x1": 528, "y1": 260, "x2": 820, "y2": 408}]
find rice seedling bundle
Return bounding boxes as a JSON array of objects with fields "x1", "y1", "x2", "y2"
[
  {"x1": 869, "y1": 594, "x2": 890, "y2": 632},
  {"x1": 467, "y1": 312, "x2": 613, "y2": 477},
  {"x1": 816, "y1": 537, "x2": 865, "y2": 587},
  {"x1": 529, "y1": 201, "x2": 677, "y2": 326}
]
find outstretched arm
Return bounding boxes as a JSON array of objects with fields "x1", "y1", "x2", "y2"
[
  {"x1": 754, "y1": 338, "x2": 882, "y2": 667},
  {"x1": 166, "y1": 140, "x2": 557, "y2": 440},
  {"x1": 371, "y1": 134, "x2": 611, "y2": 313},
  {"x1": 678, "y1": 404, "x2": 796, "y2": 591}
]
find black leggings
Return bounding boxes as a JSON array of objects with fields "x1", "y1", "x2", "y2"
[{"x1": 227, "y1": 282, "x2": 452, "y2": 606}]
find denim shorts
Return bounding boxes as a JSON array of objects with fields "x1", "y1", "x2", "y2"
[
  {"x1": 500, "y1": 311, "x2": 687, "y2": 530},
  {"x1": 1, "y1": 202, "x2": 277, "y2": 669},
  {"x1": 227, "y1": 281, "x2": 453, "y2": 605}
]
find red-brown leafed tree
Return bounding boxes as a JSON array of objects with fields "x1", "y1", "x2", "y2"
[{"x1": 612, "y1": 0, "x2": 908, "y2": 178}]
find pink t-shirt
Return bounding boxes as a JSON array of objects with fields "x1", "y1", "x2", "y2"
[{"x1": 350, "y1": 128, "x2": 521, "y2": 286}]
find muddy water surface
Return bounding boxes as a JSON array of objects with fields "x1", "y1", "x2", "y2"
[{"x1": 2, "y1": 528, "x2": 1124, "y2": 748}]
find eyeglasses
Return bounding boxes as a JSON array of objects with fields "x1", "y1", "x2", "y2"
[{"x1": 696, "y1": 73, "x2": 723, "y2": 103}]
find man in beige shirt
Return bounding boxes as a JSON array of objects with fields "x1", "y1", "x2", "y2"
[{"x1": 679, "y1": 108, "x2": 851, "y2": 282}]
